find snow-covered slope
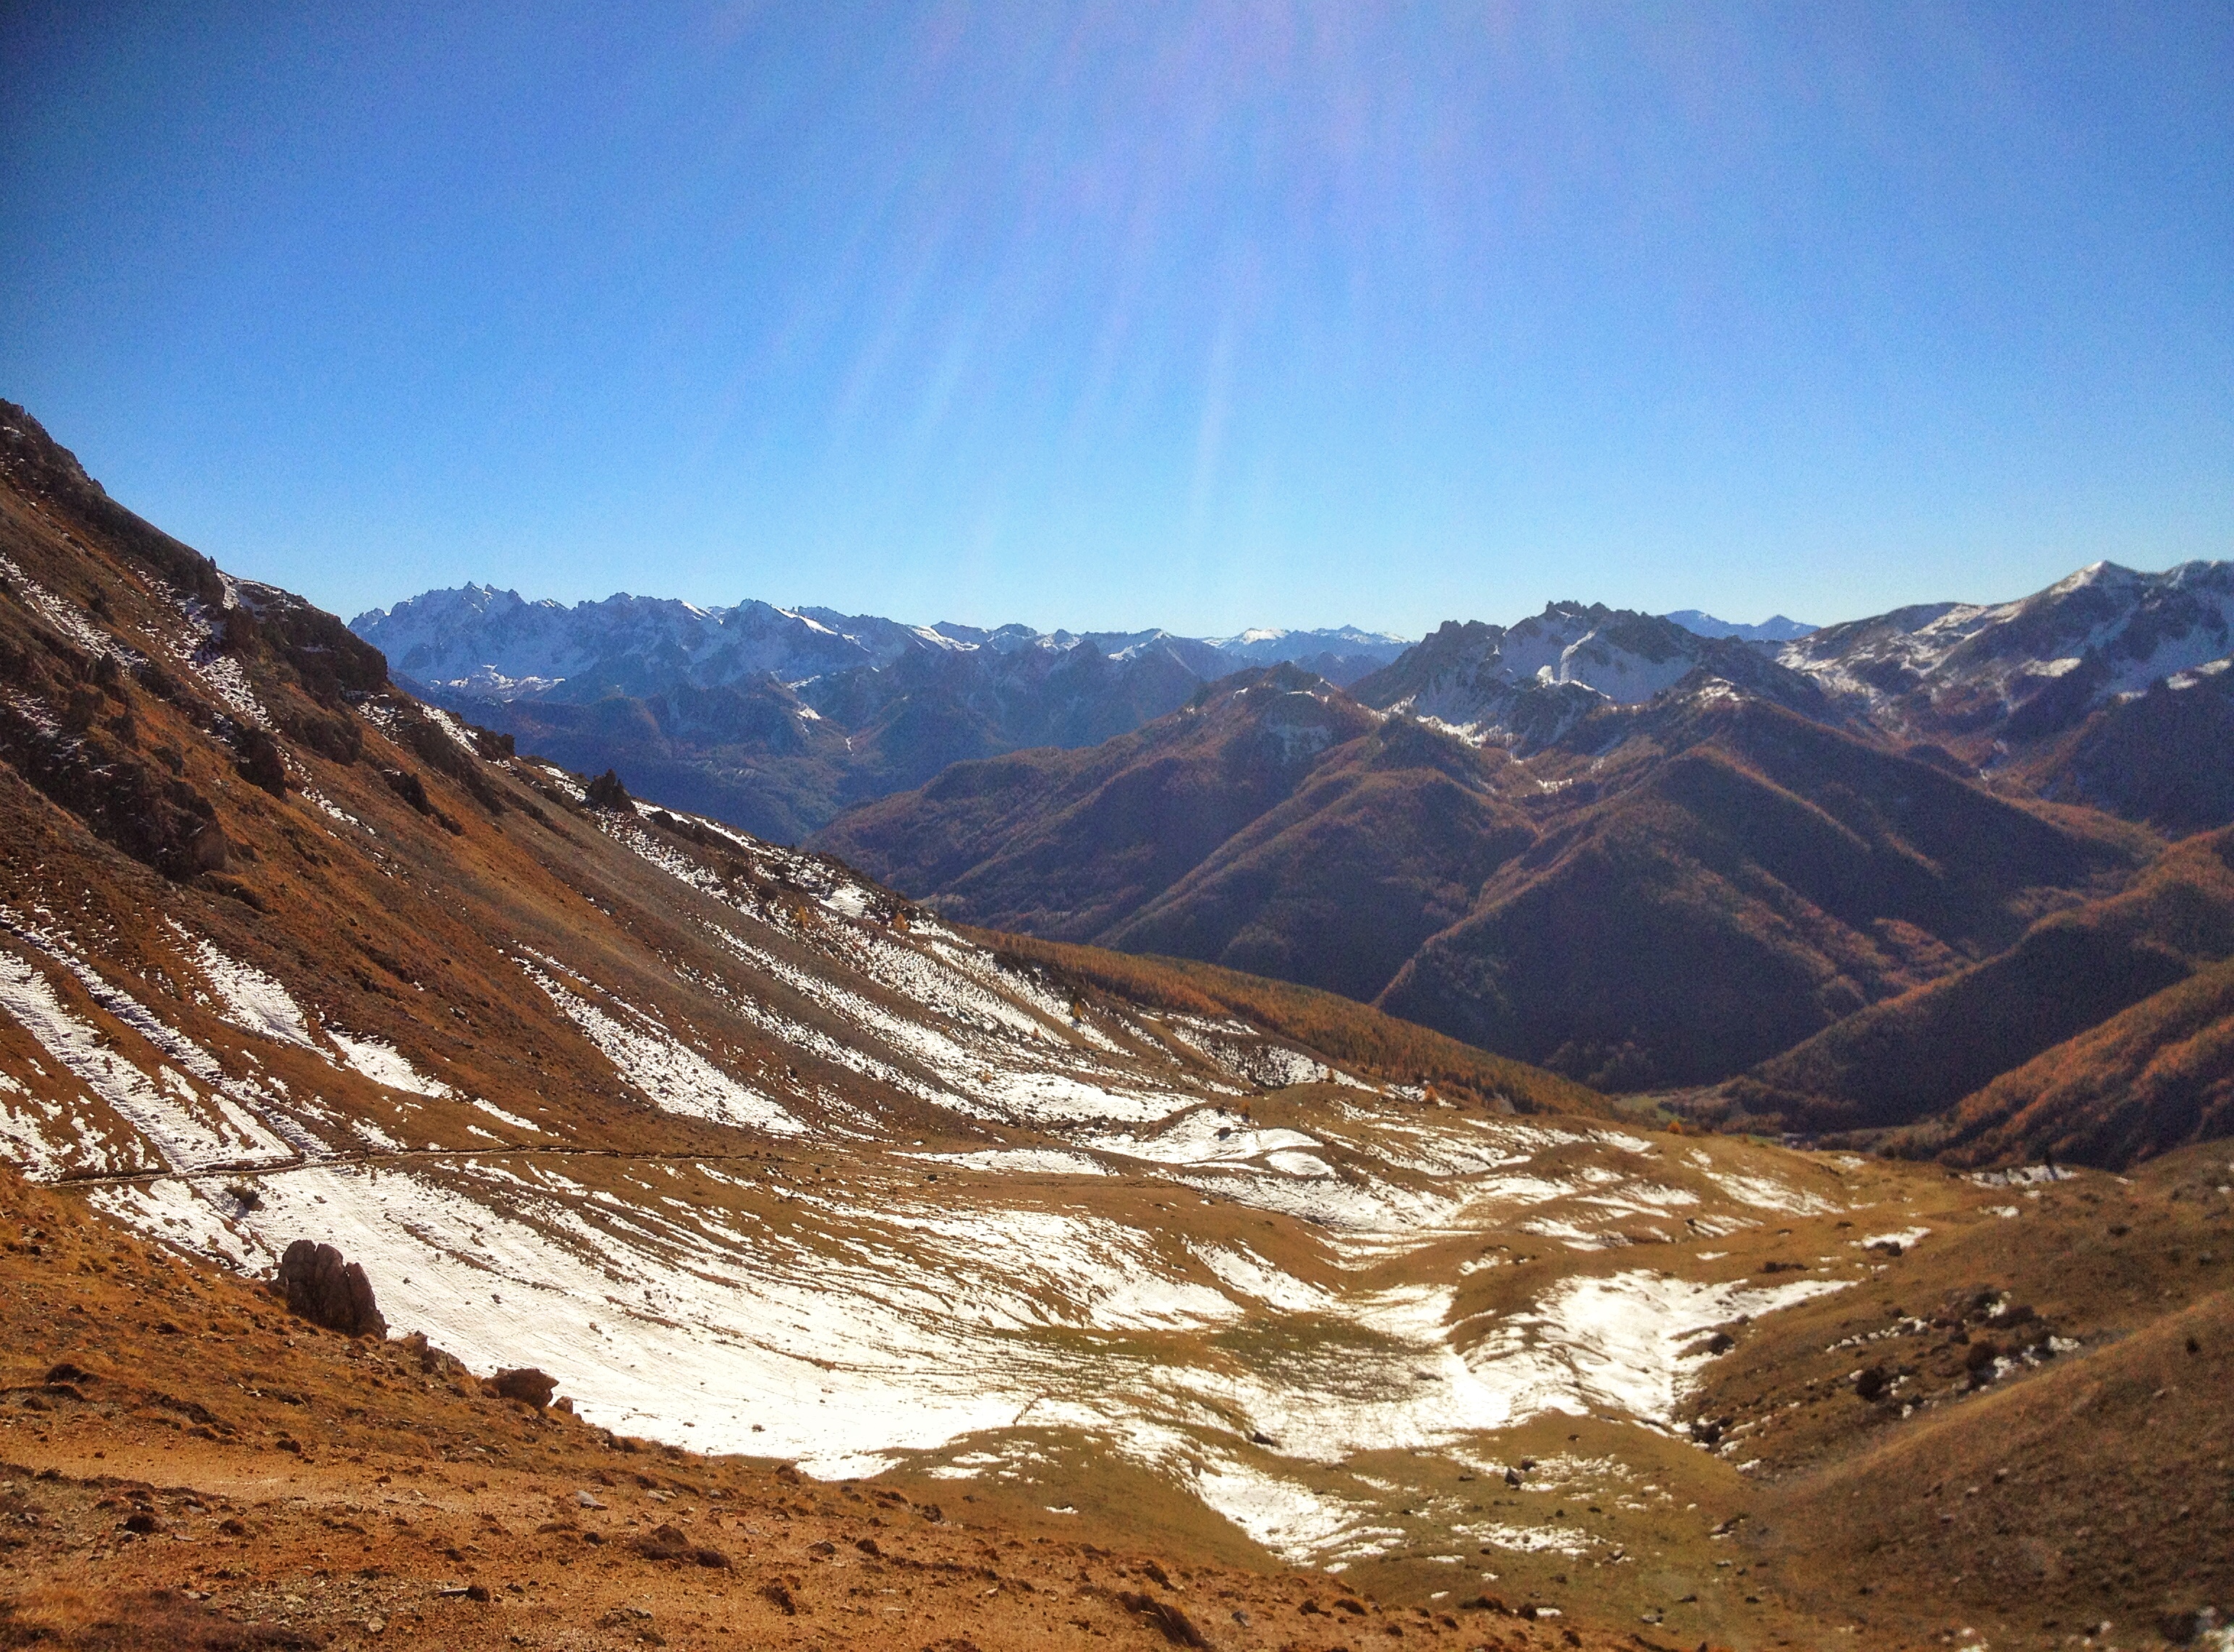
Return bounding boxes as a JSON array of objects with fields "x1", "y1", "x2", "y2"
[
  {"x1": 1777, "y1": 559, "x2": 2234, "y2": 743},
  {"x1": 1349, "y1": 604, "x2": 1828, "y2": 749}
]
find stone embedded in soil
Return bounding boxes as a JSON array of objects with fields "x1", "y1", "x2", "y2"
[{"x1": 490, "y1": 1366, "x2": 558, "y2": 1408}]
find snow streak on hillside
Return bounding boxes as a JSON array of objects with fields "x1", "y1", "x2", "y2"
[{"x1": 0, "y1": 781, "x2": 1896, "y2": 1572}]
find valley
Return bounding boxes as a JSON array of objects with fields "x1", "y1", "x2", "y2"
[{"x1": 0, "y1": 398, "x2": 2229, "y2": 1649}]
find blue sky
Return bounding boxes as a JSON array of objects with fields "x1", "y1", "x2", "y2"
[{"x1": 3, "y1": 2, "x2": 2228, "y2": 636}]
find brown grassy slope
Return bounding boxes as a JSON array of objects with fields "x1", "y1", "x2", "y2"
[
  {"x1": 1902, "y1": 950, "x2": 2234, "y2": 1167},
  {"x1": 1100, "y1": 716, "x2": 1536, "y2": 1001},
  {"x1": 810, "y1": 665, "x2": 1384, "y2": 940},
  {"x1": 2010, "y1": 663, "x2": 2234, "y2": 838},
  {"x1": 0, "y1": 1166, "x2": 1631, "y2": 1652},
  {"x1": 1377, "y1": 698, "x2": 2152, "y2": 1090},
  {"x1": 1717, "y1": 826, "x2": 2234, "y2": 1138},
  {"x1": 1619, "y1": 1142, "x2": 2234, "y2": 1648},
  {"x1": 1704, "y1": 1143, "x2": 2234, "y2": 1644},
  {"x1": 0, "y1": 429, "x2": 959, "y2": 1157},
  {"x1": 969, "y1": 929, "x2": 1605, "y2": 1115}
]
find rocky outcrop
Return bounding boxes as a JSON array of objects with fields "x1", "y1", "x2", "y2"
[{"x1": 271, "y1": 1240, "x2": 387, "y2": 1337}]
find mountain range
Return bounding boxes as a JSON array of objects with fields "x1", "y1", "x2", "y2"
[
  {"x1": 1660, "y1": 608, "x2": 1817, "y2": 642},
  {"x1": 4, "y1": 396, "x2": 2233, "y2": 1646},
  {"x1": 350, "y1": 538, "x2": 2234, "y2": 1162},
  {"x1": 351, "y1": 587, "x2": 1412, "y2": 840},
  {"x1": 817, "y1": 563, "x2": 2234, "y2": 1162},
  {"x1": 352, "y1": 589, "x2": 1838, "y2": 843}
]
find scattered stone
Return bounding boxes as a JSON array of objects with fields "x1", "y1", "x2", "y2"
[
  {"x1": 397, "y1": 1331, "x2": 469, "y2": 1378},
  {"x1": 634, "y1": 1523, "x2": 729, "y2": 1567},
  {"x1": 272, "y1": 1240, "x2": 387, "y2": 1337},
  {"x1": 1114, "y1": 1591, "x2": 1210, "y2": 1648}
]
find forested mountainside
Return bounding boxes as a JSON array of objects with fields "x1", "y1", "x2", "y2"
[{"x1": 820, "y1": 563, "x2": 2234, "y2": 1161}]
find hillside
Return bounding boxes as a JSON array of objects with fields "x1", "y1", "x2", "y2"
[
  {"x1": 2009, "y1": 655, "x2": 2234, "y2": 838},
  {"x1": 822, "y1": 681, "x2": 1543, "y2": 1003},
  {"x1": 826, "y1": 670, "x2": 2150, "y2": 1094},
  {"x1": 969, "y1": 929, "x2": 1601, "y2": 1115},
  {"x1": 1709, "y1": 827, "x2": 2234, "y2": 1138},
  {"x1": 1377, "y1": 697, "x2": 2144, "y2": 1089},
  {"x1": 1908, "y1": 951, "x2": 2234, "y2": 1167},
  {"x1": 815, "y1": 666, "x2": 1397, "y2": 942}
]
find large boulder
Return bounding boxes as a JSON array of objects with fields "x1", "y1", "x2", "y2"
[
  {"x1": 272, "y1": 1240, "x2": 387, "y2": 1337},
  {"x1": 489, "y1": 1367, "x2": 557, "y2": 1408}
]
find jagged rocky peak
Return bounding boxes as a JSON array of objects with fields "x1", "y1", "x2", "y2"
[
  {"x1": 1777, "y1": 558, "x2": 2234, "y2": 744},
  {"x1": 1346, "y1": 599, "x2": 1825, "y2": 749}
]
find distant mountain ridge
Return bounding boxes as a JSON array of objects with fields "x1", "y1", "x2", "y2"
[
  {"x1": 349, "y1": 587, "x2": 1411, "y2": 840},
  {"x1": 1662, "y1": 608, "x2": 1817, "y2": 642},
  {"x1": 817, "y1": 559, "x2": 2234, "y2": 1146},
  {"x1": 354, "y1": 584, "x2": 1410, "y2": 697}
]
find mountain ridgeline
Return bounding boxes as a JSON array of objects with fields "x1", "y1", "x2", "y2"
[
  {"x1": 352, "y1": 585, "x2": 1413, "y2": 841},
  {"x1": 347, "y1": 486, "x2": 2233, "y2": 1166},
  {"x1": 813, "y1": 567, "x2": 2234, "y2": 1165}
]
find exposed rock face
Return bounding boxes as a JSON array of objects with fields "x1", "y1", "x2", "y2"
[
  {"x1": 273, "y1": 1240, "x2": 387, "y2": 1337},
  {"x1": 585, "y1": 768, "x2": 632, "y2": 811}
]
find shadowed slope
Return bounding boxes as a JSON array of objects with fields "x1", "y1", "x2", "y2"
[
  {"x1": 813, "y1": 665, "x2": 1385, "y2": 939},
  {"x1": 1100, "y1": 717, "x2": 1537, "y2": 1001},
  {"x1": 1909, "y1": 951, "x2": 2234, "y2": 1167},
  {"x1": 1714, "y1": 827, "x2": 2234, "y2": 1137},
  {"x1": 1376, "y1": 699, "x2": 2148, "y2": 1089}
]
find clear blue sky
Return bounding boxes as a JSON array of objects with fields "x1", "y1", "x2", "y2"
[{"x1": 3, "y1": 2, "x2": 2228, "y2": 636}]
